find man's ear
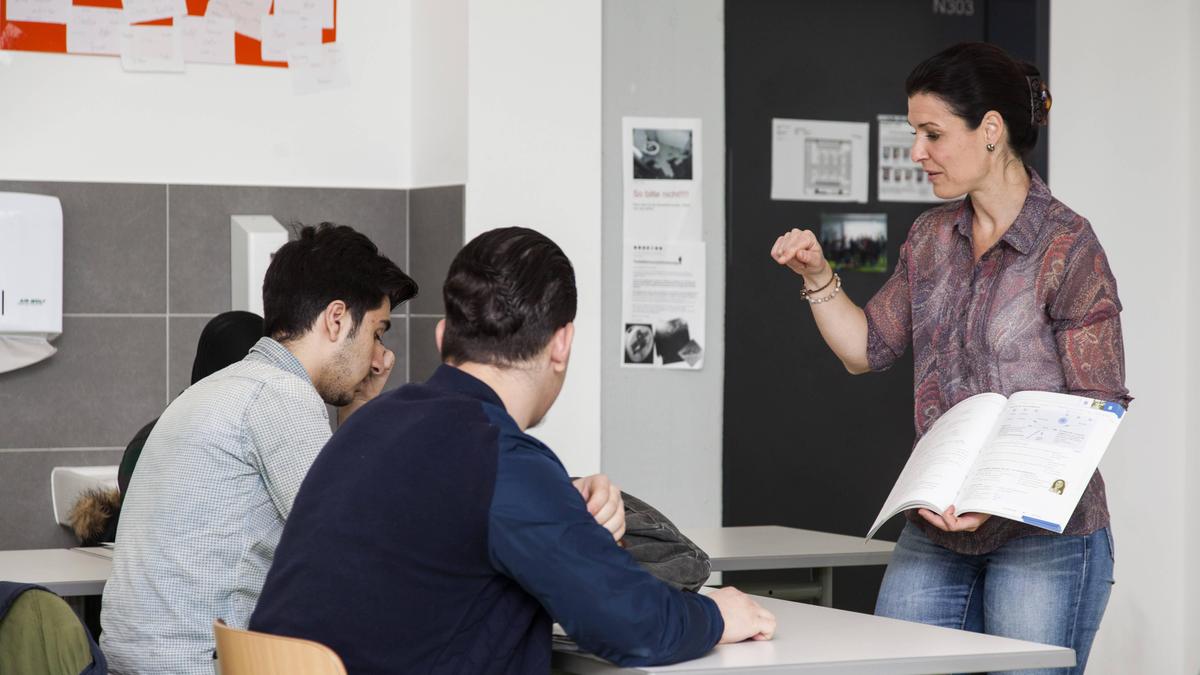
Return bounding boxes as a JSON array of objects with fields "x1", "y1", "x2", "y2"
[
  {"x1": 548, "y1": 322, "x2": 574, "y2": 373},
  {"x1": 321, "y1": 300, "x2": 351, "y2": 343},
  {"x1": 435, "y1": 319, "x2": 446, "y2": 355}
]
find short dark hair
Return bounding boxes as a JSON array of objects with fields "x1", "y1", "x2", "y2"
[
  {"x1": 906, "y1": 42, "x2": 1047, "y2": 158},
  {"x1": 263, "y1": 223, "x2": 418, "y2": 342},
  {"x1": 441, "y1": 227, "x2": 577, "y2": 366}
]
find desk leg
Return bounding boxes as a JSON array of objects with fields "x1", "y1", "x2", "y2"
[{"x1": 816, "y1": 567, "x2": 833, "y2": 607}]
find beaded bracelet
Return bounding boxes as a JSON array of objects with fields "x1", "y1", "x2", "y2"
[
  {"x1": 799, "y1": 269, "x2": 836, "y2": 300},
  {"x1": 805, "y1": 272, "x2": 842, "y2": 305}
]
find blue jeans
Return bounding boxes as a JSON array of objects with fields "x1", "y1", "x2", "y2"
[{"x1": 875, "y1": 523, "x2": 1114, "y2": 675}]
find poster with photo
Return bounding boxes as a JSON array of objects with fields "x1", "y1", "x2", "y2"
[
  {"x1": 771, "y1": 118, "x2": 869, "y2": 203},
  {"x1": 819, "y1": 213, "x2": 888, "y2": 273},
  {"x1": 877, "y1": 114, "x2": 948, "y2": 203},
  {"x1": 621, "y1": 241, "x2": 706, "y2": 370},
  {"x1": 623, "y1": 117, "x2": 703, "y2": 242}
]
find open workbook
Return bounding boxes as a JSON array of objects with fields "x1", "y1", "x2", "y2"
[{"x1": 866, "y1": 391, "x2": 1126, "y2": 541}]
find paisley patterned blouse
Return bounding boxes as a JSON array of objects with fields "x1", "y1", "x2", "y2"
[{"x1": 865, "y1": 170, "x2": 1132, "y2": 555}]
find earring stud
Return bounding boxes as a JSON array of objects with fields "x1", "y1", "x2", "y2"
[{"x1": 986, "y1": 143, "x2": 996, "y2": 152}]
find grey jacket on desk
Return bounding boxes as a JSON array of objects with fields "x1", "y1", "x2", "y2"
[{"x1": 621, "y1": 492, "x2": 711, "y2": 592}]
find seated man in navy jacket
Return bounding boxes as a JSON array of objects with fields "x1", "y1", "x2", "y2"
[{"x1": 250, "y1": 227, "x2": 775, "y2": 673}]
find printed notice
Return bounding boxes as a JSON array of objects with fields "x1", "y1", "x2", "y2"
[
  {"x1": 771, "y1": 118, "x2": 869, "y2": 203},
  {"x1": 5, "y1": 0, "x2": 71, "y2": 24},
  {"x1": 179, "y1": 16, "x2": 235, "y2": 65},
  {"x1": 877, "y1": 114, "x2": 947, "y2": 203},
  {"x1": 622, "y1": 117, "x2": 703, "y2": 243},
  {"x1": 620, "y1": 241, "x2": 706, "y2": 370},
  {"x1": 67, "y1": 6, "x2": 124, "y2": 56},
  {"x1": 120, "y1": 25, "x2": 184, "y2": 73}
]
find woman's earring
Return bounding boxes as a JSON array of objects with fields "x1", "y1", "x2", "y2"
[{"x1": 986, "y1": 143, "x2": 996, "y2": 152}]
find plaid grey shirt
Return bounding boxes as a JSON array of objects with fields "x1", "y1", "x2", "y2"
[{"x1": 101, "y1": 338, "x2": 331, "y2": 675}]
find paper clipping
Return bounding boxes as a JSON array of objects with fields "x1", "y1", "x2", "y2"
[
  {"x1": 771, "y1": 118, "x2": 868, "y2": 203},
  {"x1": 621, "y1": 241, "x2": 706, "y2": 370},
  {"x1": 67, "y1": 6, "x2": 124, "y2": 56},
  {"x1": 622, "y1": 117, "x2": 703, "y2": 243},
  {"x1": 179, "y1": 16, "x2": 235, "y2": 65},
  {"x1": 289, "y1": 42, "x2": 350, "y2": 94},
  {"x1": 877, "y1": 114, "x2": 947, "y2": 203},
  {"x1": 120, "y1": 25, "x2": 185, "y2": 73},
  {"x1": 5, "y1": 0, "x2": 72, "y2": 25}
]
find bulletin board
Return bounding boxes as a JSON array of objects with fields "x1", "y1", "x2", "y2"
[{"x1": 0, "y1": 0, "x2": 336, "y2": 67}]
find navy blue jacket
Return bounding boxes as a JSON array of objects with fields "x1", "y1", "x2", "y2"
[{"x1": 250, "y1": 365, "x2": 722, "y2": 674}]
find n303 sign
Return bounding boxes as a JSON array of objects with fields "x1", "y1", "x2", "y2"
[{"x1": 933, "y1": 0, "x2": 975, "y2": 16}]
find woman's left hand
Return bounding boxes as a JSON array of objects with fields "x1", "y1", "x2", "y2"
[{"x1": 918, "y1": 505, "x2": 991, "y2": 533}]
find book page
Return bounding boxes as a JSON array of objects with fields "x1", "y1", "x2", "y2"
[
  {"x1": 866, "y1": 392, "x2": 1006, "y2": 539},
  {"x1": 955, "y1": 391, "x2": 1123, "y2": 532}
]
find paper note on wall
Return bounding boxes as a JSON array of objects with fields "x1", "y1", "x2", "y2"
[
  {"x1": 67, "y1": 6, "x2": 124, "y2": 56},
  {"x1": 771, "y1": 118, "x2": 869, "y2": 203},
  {"x1": 120, "y1": 25, "x2": 184, "y2": 73},
  {"x1": 622, "y1": 117, "x2": 703, "y2": 243},
  {"x1": 6, "y1": 0, "x2": 71, "y2": 24},
  {"x1": 121, "y1": 0, "x2": 187, "y2": 25},
  {"x1": 620, "y1": 241, "x2": 707, "y2": 370},
  {"x1": 289, "y1": 43, "x2": 350, "y2": 94},
  {"x1": 179, "y1": 16, "x2": 235, "y2": 65},
  {"x1": 260, "y1": 12, "x2": 322, "y2": 63},
  {"x1": 275, "y1": 0, "x2": 335, "y2": 30},
  {"x1": 205, "y1": 0, "x2": 273, "y2": 40}
]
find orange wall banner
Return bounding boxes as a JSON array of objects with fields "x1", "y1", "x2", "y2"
[{"x1": 0, "y1": 0, "x2": 336, "y2": 67}]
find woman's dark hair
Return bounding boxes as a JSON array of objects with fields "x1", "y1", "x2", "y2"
[
  {"x1": 441, "y1": 227, "x2": 577, "y2": 366},
  {"x1": 263, "y1": 223, "x2": 418, "y2": 342},
  {"x1": 191, "y1": 311, "x2": 264, "y2": 384},
  {"x1": 906, "y1": 42, "x2": 1050, "y2": 158}
]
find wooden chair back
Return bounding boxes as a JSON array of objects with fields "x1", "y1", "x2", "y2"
[{"x1": 212, "y1": 619, "x2": 347, "y2": 675}]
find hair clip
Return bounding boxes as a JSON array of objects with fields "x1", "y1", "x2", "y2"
[{"x1": 1027, "y1": 75, "x2": 1051, "y2": 127}]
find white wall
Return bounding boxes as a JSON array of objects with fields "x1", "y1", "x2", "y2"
[
  {"x1": 410, "y1": 0, "x2": 467, "y2": 188},
  {"x1": 0, "y1": 3, "x2": 413, "y2": 188},
  {"x1": 465, "y1": 0, "x2": 603, "y2": 476},
  {"x1": 1188, "y1": 4, "x2": 1200, "y2": 672},
  {"x1": 1050, "y1": 2, "x2": 1196, "y2": 673},
  {"x1": 600, "y1": 0, "x2": 724, "y2": 529}
]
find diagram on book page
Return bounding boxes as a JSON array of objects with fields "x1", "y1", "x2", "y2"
[{"x1": 995, "y1": 403, "x2": 1096, "y2": 451}]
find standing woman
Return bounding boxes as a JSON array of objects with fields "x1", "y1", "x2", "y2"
[{"x1": 771, "y1": 42, "x2": 1130, "y2": 674}]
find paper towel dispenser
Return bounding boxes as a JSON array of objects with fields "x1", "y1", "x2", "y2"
[{"x1": 0, "y1": 192, "x2": 63, "y2": 374}]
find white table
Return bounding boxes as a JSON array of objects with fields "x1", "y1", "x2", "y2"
[
  {"x1": 684, "y1": 526, "x2": 894, "y2": 606},
  {"x1": 552, "y1": 594, "x2": 1075, "y2": 674},
  {"x1": 0, "y1": 547, "x2": 112, "y2": 597}
]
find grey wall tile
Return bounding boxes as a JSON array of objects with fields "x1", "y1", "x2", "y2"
[
  {"x1": 0, "y1": 180, "x2": 166, "y2": 313},
  {"x1": 408, "y1": 317, "x2": 443, "y2": 383},
  {"x1": 0, "y1": 449, "x2": 124, "y2": 550},
  {"x1": 169, "y1": 315, "x2": 214, "y2": 401},
  {"x1": 169, "y1": 186, "x2": 408, "y2": 314},
  {"x1": 382, "y1": 317, "x2": 410, "y2": 392},
  {"x1": 0, "y1": 317, "x2": 166, "y2": 449},
  {"x1": 408, "y1": 186, "x2": 464, "y2": 314}
]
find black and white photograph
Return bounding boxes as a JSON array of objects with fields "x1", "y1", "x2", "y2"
[
  {"x1": 819, "y1": 212, "x2": 888, "y2": 273},
  {"x1": 653, "y1": 317, "x2": 697, "y2": 365},
  {"x1": 632, "y1": 128, "x2": 694, "y2": 180},
  {"x1": 623, "y1": 323, "x2": 655, "y2": 364}
]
